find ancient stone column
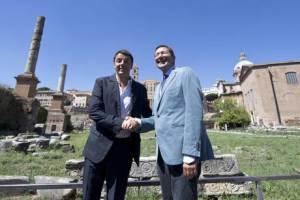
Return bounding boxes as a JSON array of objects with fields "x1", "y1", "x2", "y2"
[
  {"x1": 24, "y1": 16, "x2": 45, "y2": 74},
  {"x1": 57, "y1": 64, "x2": 67, "y2": 93}
]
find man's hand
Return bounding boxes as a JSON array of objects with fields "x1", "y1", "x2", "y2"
[
  {"x1": 122, "y1": 117, "x2": 140, "y2": 131},
  {"x1": 183, "y1": 162, "x2": 198, "y2": 180}
]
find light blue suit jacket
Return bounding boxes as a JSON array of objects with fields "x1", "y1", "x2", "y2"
[{"x1": 141, "y1": 67, "x2": 214, "y2": 165}]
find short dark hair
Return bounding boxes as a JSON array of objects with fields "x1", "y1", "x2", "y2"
[
  {"x1": 113, "y1": 49, "x2": 134, "y2": 64},
  {"x1": 155, "y1": 44, "x2": 176, "y2": 59}
]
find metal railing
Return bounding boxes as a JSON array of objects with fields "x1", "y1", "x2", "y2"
[{"x1": 0, "y1": 174, "x2": 299, "y2": 200}]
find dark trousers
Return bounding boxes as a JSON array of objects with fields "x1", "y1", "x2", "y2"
[
  {"x1": 83, "y1": 139, "x2": 133, "y2": 200},
  {"x1": 157, "y1": 150, "x2": 199, "y2": 200}
]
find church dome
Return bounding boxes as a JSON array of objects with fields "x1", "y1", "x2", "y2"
[{"x1": 234, "y1": 52, "x2": 253, "y2": 72}]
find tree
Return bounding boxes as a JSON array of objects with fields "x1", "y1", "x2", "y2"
[
  {"x1": 0, "y1": 86, "x2": 25, "y2": 131},
  {"x1": 213, "y1": 98, "x2": 250, "y2": 129},
  {"x1": 36, "y1": 106, "x2": 48, "y2": 123},
  {"x1": 37, "y1": 87, "x2": 51, "y2": 91},
  {"x1": 205, "y1": 93, "x2": 218, "y2": 102}
]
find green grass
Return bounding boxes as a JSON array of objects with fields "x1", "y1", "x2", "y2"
[
  {"x1": 0, "y1": 132, "x2": 87, "y2": 181},
  {"x1": 0, "y1": 130, "x2": 299, "y2": 199}
]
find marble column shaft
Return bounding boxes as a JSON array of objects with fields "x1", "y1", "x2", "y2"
[
  {"x1": 57, "y1": 64, "x2": 67, "y2": 93},
  {"x1": 24, "y1": 16, "x2": 45, "y2": 74}
]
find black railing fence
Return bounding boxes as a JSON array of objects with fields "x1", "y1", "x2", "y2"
[{"x1": 0, "y1": 174, "x2": 299, "y2": 200}]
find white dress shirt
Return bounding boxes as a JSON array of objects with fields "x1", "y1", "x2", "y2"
[{"x1": 116, "y1": 79, "x2": 132, "y2": 138}]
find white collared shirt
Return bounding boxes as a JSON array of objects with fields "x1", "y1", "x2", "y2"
[{"x1": 116, "y1": 79, "x2": 132, "y2": 138}]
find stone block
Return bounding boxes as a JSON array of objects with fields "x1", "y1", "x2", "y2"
[
  {"x1": 27, "y1": 143, "x2": 37, "y2": 153},
  {"x1": 201, "y1": 154, "x2": 242, "y2": 176},
  {"x1": 200, "y1": 180, "x2": 252, "y2": 195},
  {"x1": 0, "y1": 140, "x2": 13, "y2": 151},
  {"x1": 60, "y1": 142, "x2": 75, "y2": 153},
  {"x1": 36, "y1": 138, "x2": 50, "y2": 149},
  {"x1": 129, "y1": 156, "x2": 157, "y2": 178},
  {"x1": 65, "y1": 159, "x2": 84, "y2": 170},
  {"x1": 34, "y1": 123, "x2": 46, "y2": 134},
  {"x1": 32, "y1": 152, "x2": 49, "y2": 157},
  {"x1": 65, "y1": 159, "x2": 84, "y2": 178},
  {"x1": 12, "y1": 141, "x2": 30, "y2": 152},
  {"x1": 0, "y1": 176, "x2": 30, "y2": 195},
  {"x1": 61, "y1": 134, "x2": 71, "y2": 140},
  {"x1": 200, "y1": 154, "x2": 252, "y2": 197},
  {"x1": 34, "y1": 176, "x2": 77, "y2": 200}
]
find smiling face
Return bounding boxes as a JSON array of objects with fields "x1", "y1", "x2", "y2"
[
  {"x1": 154, "y1": 46, "x2": 175, "y2": 73},
  {"x1": 114, "y1": 53, "x2": 133, "y2": 78}
]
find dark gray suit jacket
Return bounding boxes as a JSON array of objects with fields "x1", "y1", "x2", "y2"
[{"x1": 83, "y1": 75, "x2": 152, "y2": 165}]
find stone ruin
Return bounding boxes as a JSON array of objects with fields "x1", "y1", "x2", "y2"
[
  {"x1": 200, "y1": 154, "x2": 251, "y2": 196},
  {"x1": 64, "y1": 154, "x2": 252, "y2": 198},
  {"x1": 13, "y1": 16, "x2": 45, "y2": 133},
  {"x1": 0, "y1": 131, "x2": 76, "y2": 200},
  {"x1": 0, "y1": 132, "x2": 74, "y2": 154},
  {"x1": 0, "y1": 150, "x2": 252, "y2": 199},
  {"x1": 46, "y1": 64, "x2": 69, "y2": 133}
]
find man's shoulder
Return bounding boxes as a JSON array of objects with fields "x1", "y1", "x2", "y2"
[
  {"x1": 175, "y1": 66, "x2": 195, "y2": 75},
  {"x1": 132, "y1": 79, "x2": 146, "y2": 89},
  {"x1": 95, "y1": 75, "x2": 115, "y2": 82}
]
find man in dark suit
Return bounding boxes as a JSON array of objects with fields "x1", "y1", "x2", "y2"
[{"x1": 82, "y1": 49, "x2": 152, "y2": 200}]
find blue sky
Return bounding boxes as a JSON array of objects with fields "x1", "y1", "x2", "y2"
[{"x1": 0, "y1": 0, "x2": 299, "y2": 91}]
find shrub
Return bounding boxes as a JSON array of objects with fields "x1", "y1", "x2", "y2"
[
  {"x1": 213, "y1": 98, "x2": 250, "y2": 129},
  {"x1": 36, "y1": 106, "x2": 48, "y2": 123},
  {"x1": 0, "y1": 86, "x2": 25, "y2": 131}
]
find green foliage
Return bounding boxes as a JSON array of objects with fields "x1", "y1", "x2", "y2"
[
  {"x1": 64, "y1": 98, "x2": 72, "y2": 106},
  {"x1": 65, "y1": 114, "x2": 74, "y2": 132},
  {"x1": 213, "y1": 98, "x2": 250, "y2": 129},
  {"x1": 0, "y1": 86, "x2": 25, "y2": 131},
  {"x1": 37, "y1": 87, "x2": 51, "y2": 91},
  {"x1": 205, "y1": 93, "x2": 218, "y2": 102},
  {"x1": 36, "y1": 106, "x2": 48, "y2": 123}
]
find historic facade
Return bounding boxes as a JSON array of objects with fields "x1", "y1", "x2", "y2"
[
  {"x1": 240, "y1": 61, "x2": 300, "y2": 126},
  {"x1": 70, "y1": 91, "x2": 91, "y2": 108},
  {"x1": 143, "y1": 80, "x2": 159, "y2": 109},
  {"x1": 132, "y1": 64, "x2": 139, "y2": 81},
  {"x1": 217, "y1": 53, "x2": 300, "y2": 127},
  {"x1": 35, "y1": 90, "x2": 55, "y2": 107}
]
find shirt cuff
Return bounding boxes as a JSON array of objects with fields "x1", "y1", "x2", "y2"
[
  {"x1": 135, "y1": 118, "x2": 142, "y2": 125},
  {"x1": 183, "y1": 155, "x2": 195, "y2": 164}
]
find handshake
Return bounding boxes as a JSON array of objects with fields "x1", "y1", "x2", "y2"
[{"x1": 122, "y1": 117, "x2": 140, "y2": 131}]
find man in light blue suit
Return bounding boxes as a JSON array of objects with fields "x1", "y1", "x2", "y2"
[{"x1": 123, "y1": 45, "x2": 214, "y2": 200}]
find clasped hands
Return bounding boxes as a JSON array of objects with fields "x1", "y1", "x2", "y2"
[
  {"x1": 122, "y1": 116, "x2": 198, "y2": 179},
  {"x1": 122, "y1": 116, "x2": 140, "y2": 131}
]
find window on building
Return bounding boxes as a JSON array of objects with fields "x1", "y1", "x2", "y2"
[{"x1": 285, "y1": 72, "x2": 298, "y2": 84}]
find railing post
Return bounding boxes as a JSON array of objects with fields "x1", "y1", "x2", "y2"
[
  {"x1": 137, "y1": 177, "x2": 141, "y2": 195},
  {"x1": 256, "y1": 181, "x2": 264, "y2": 200}
]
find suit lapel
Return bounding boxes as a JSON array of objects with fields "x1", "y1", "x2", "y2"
[
  {"x1": 130, "y1": 80, "x2": 138, "y2": 115},
  {"x1": 156, "y1": 70, "x2": 177, "y2": 112},
  {"x1": 153, "y1": 85, "x2": 160, "y2": 114},
  {"x1": 109, "y1": 75, "x2": 121, "y2": 116}
]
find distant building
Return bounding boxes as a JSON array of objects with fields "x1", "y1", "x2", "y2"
[
  {"x1": 143, "y1": 80, "x2": 159, "y2": 109},
  {"x1": 72, "y1": 93, "x2": 91, "y2": 108},
  {"x1": 65, "y1": 90, "x2": 91, "y2": 108},
  {"x1": 202, "y1": 85, "x2": 218, "y2": 96},
  {"x1": 35, "y1": 90, "x2": 55, "y2": 107},
  {"x1": 216, "y1": 81, "x2": 244, "y2": 107},
  {"x1": 132, "y1": 64, "x2": 139, "y2": 81},
  {"x1": 217, "y1": 52, "x2": 300, "y2": 127}
]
